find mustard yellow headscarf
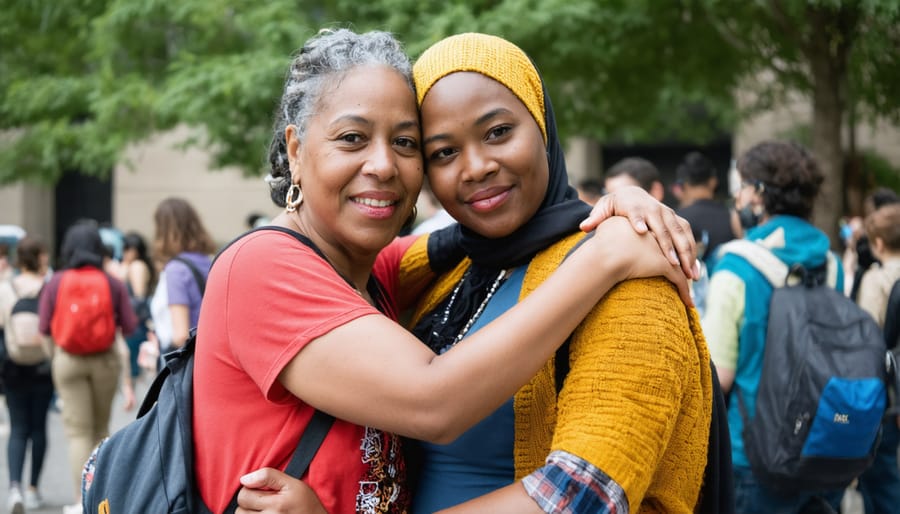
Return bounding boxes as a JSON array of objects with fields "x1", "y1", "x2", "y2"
[
  {"x1": 413, "y1": 33, "x2": 547, "y2": 143},
  {"x1": 409, "y1": 33, "x2": 592, "y2": 353}
]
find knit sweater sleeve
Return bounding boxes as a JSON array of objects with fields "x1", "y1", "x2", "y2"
[
  {"x1": 551, "y1": 277, "x2": 711, "y2": 510},
  {"x1": 396, "y1": 234, "x2": 437, "y2": 311}
]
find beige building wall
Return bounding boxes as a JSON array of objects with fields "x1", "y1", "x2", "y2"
[
  {"x1": 564, "y1": 137, "x2": 602, "y2": 184},
  {"x1": 734, "y1": 92, "x2": 900, "y2": 167},
  {"x1": 114, "y1": 127, "x2": 278, "y2": 247},
  {"x1": 0, "y1": 182, "x2": 54, "y2": 243}
]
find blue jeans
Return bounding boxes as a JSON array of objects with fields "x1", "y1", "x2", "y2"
[
  {"x1": 5, "y1": 368, "x2": 54, "y2": 487},
  {"x1": 734, "y1": 466, "x2": 844, "y2": 514},
  {"x1": 856, "y1": 421, "x2": 900, "y2": 514},
  {"x1": 125, "y1": 322, "x2": 148, "y2": 379}
]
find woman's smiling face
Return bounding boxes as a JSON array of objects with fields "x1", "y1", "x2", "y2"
[
  {"x1": 420, "y1": 72, "x2": 548, "y2": 239},
  {"x1": 287, "y1": 64, "x2": 423, "y2": 257}
]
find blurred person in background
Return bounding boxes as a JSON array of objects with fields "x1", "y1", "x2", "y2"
[
  {"x1": 576, "y1": 178, "x2": 605, "y2": 206},
  {"x1": 604, "y1": 156, "x2": 665, "y2": 201},
  {"x1": 0, "y1": 236, "x2": 53, "y2": 512},
  {"x1": 119, "y1": 231, "x2": 156, "y2": 381},
  {"x1": 847, "y1": 188, "x2": 900, "y2": 301},
  {"x1": 703, "y1": 140, "x2": 845, "y2": 513},
  {"x1": 148, "y1": 197, "x2": 215, "y2": 354},
  {"x1": 37, "y1": 222, "x2": 137, "y2": 514},
  {"x1": 854, "y1": 202, "x2": 900, "y2": 514},
  {"x1": 674, "y1": 151, "x2": 739, "y2": 268}
]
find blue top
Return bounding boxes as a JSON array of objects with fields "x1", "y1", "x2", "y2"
[{"x1": 411, "y1": 266, "x2": 526, "y2": 513}]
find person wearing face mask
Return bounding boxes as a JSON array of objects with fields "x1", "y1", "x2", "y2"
[
  {"x1": 702, "y1": 140, "x2": 847, "y2": 513},
  {"x1": 236, "y1": 32, "x2": 725, "y2": 514}
]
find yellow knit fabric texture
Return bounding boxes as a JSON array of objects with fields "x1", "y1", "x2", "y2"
[
  {"x1": 404, "y1": 232, "x2": 713, "y2": 512},
  {"x1": 412, "y1": 33, "x2": 547, "y2": 142}
]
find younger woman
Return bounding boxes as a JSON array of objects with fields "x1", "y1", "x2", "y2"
[{"x1": 0, "y1": 236, "x2": 53, "y2": 511}]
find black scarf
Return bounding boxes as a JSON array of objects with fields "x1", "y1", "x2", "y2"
[{"x1": 412, "y1": 86, "x2": 591, "y2": 352}]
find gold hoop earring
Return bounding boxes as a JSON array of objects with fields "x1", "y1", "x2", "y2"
[{"x1": 285, "y1": 184, "x2": 303, "y2": 213}]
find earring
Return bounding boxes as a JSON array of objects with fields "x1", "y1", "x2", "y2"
[{"x1": 285, "y1": 184, "x2": 303, "y2": 213}]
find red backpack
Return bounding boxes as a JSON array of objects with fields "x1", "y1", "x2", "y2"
[{"x1": 50, "y1": 267, "x2": 117, "y2": 354}]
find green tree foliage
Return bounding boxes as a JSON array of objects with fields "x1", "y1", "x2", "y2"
[
  {"x1": 3, "y1": 0, "x2": 899, "y2": 241},
  {"x1": 0, "y1": 0, "x2": 324, "y2": 183}
]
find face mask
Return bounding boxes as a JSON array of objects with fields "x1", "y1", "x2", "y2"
[{"x1": 738, "y1": 205, "x2": 762, "y2": 229}]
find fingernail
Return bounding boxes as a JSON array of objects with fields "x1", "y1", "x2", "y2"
[
  {"x1": 669, "y1": 249, "x2": 680, "y2": 264},
  {"x1": 241, "y1": 470, "x2": 260, "y2": 483},
  {"x1": 636, "y1": 220, "x2": 648, "y2": 231},
  {"x1": 693, "y1": 260, "x2": 701, "y2": 279}
]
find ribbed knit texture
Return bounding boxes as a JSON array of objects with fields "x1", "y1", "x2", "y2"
[
  {"x1": 412, "y1": 33, "x2": 547, "y2": 142},
  {"x1": 403, "y1": 232, "x2": 713, "y2": 512},
  {"x1": 395, "y1": 235, "x2": 435, "y2": 310}
]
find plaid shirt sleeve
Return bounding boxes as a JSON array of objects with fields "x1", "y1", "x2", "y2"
[{"x1": 521, "y1": 450, "x2": 628, "y2": 514}]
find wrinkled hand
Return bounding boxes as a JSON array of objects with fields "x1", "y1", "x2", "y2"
[
  {"x1": 236, "y1": 467, "x2": 326, "y2": 514},
  {"x1": 590, "y1": 217, "x2": 693, "y2": 305},
  {"x1": 580, "y1": 185, "x2": 698, "y2": 280}
]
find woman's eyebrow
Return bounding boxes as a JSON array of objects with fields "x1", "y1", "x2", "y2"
[
  {"x1": 475, "y1": 108, "x2": 513, "y2": 127},
  {"x1": 423, "y1": 108, "x2": 514, "y2": 146}
]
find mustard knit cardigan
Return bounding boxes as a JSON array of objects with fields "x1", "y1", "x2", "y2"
[{"x1": 399, "y1": 232, "x2": 713, "y2": 513}]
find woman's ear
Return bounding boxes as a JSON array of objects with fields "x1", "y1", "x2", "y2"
[{"x1": 285, "y1": 124, "x2": 302, "y2": 182}]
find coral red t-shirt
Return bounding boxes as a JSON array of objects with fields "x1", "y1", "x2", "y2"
[{"x1": 193, "y1": 230, "x2": 415, "y2": 513}]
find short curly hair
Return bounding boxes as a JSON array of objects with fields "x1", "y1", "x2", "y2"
[{"x1": 737, "y1": 140, "x2": 824, "y2": 220}]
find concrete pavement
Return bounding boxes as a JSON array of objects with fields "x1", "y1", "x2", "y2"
[{"x1": 0, "y1": 374, "x2": 151, "y2": 514}]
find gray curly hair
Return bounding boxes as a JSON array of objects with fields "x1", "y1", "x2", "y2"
[{"x1": 266, "y1": 28, "x2": 414, "y2": 207}]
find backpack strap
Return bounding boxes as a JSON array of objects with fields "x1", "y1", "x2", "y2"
[
  {"x1": 717, "y1": 239, "x2": 789, "y2": 287},
  {"x1": 219, "y1": 409, "x2": 335, "y2": 512},
  {"x1": 170, "y1": 256, "x2": 207, "y2": 296},
  {"x1": 717, "y1": 239, "x2": 839, "y2": 290}
]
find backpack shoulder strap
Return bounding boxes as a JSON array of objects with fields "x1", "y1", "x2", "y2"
[
  {"x1": 717, "y1": 239, "x2": 788, "y2": 287},
  {"x1": 170, "y1": 256, "x2": 207, "y2": 296}
]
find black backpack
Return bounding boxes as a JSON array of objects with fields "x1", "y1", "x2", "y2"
[
  {"x1": 722, "y1": 240, "x2": 897, "y2": 493},
  {"x1": 83, "y1": 227, "x2": 336, "y2": 513}
]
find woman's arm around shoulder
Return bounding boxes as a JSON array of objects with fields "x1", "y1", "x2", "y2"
[{"x1": 278, "y1": 218, "x2": 679, "y2": 444}]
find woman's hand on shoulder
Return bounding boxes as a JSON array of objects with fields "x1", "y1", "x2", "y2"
[
  {"x1": 579, "y1": 185, "x2": 698, "y2": 280},
  {"x1": 236, "y1": 467, "x2": 326, "y2": 514},
  {"x1": 588, "y1": 217, "x2": 694, "y2": 306}
]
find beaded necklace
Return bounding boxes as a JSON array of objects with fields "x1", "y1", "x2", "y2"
[{"x1": 433, "y1": 267, "x2": 509, "y2": 352}]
